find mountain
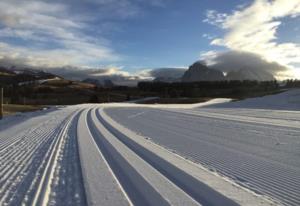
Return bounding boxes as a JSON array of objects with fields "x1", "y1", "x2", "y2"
[
  {"x1": 181, "y1": 61, "x2": 276, "y2": 82},
  {"x1": 82, "y1": 78, "x2": 115, "y2": 88},
  {"x1": 82, "y1": 78, "x2": 103, "y2": 87},
  {"x1": 153, "y1": 76, "x2": 182, "y2": 82},
  {"x1": 182, "y1": 62, "x2": 225, "y2": 82},
  {"x1": 103, "y1": 79, "x2": 114, "y2": 88},
  {"x1": 150, "y1": 68, "x2": 186, "y2": 82},
  {"x1": 226, "y1": 68, "x2": 275, "y2": 81}
]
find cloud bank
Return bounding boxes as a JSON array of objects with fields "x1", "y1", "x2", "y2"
[
  {"x1": 145, "y1": 68, "x2": 186, "y2": 79},
  {"x1": 0, "y1": 0, "x2": 167, "y2": 68},
  {"x1": 0, "y1": 0, "x2": 172, "y2": 85},
  {"x1": 47, "y1": 66, "x2": 144, "y2": 86},
  {"x1": 203, "y1": 0, "x2": 300, "y2": 79},
  {"x1": 0, "y1": 1, "x2": 119, "y2": 67},
  {"x1": 0, "y1": 55, "x2": 186, "y2": 86},
  {"x1": 201, "y1": 50, "x2": 288, "y2": 75}
]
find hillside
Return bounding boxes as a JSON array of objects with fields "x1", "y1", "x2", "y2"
[
  {"x1": 0, "y1": 66, "x2": 155, "y2": 105},
  {"x1": 0, "y1": 67, "x2": 59, "y2": 87},
  {"x1": 206, "y1": 88, "x2": 300, "y2": 110}
]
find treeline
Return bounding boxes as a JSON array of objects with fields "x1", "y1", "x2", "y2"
[
  {"x1": 3, "y1": 79, "x2": 299, "y2": 105},
  {"x1": 2, "y1": 84, "x2": 41, "y2": 104},
  {"x1": 1, "y1": 83, "x2": 140, "y2": 105},
  {"x1": 285, "y1": 79, "x2": 300, "y2": 88},
  {"x1": 138, "y1": 80, "x2": 279, "y2": 99}
]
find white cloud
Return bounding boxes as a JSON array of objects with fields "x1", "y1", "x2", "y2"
[
  {"x1": 91, "y1": 67, "x2": 131, "y2": 77},
  {"x1": 0, "y1": 0, "x2": 170, "y2": 69},
  {"x1": 0, "y1": 41, "x2": 117, "y2": 68},
  {"x1": 202, "y1": 33, "x2": 215, "y2": 40},
  {"x1": 203, "y1": 10, "x2": 227, "y2": 27},
  {"x1": 0, "y1": 0, "x2": 173, "y2": 85},
  {"x1": 140, "y1": 67, "x2": 186, "y2": 79},
  {"x1": 204, "y1": 0, "x2": 300, "y2": 79},
  {"x1": 0, "y1": 0, "x2": 139, "y2": 68},
  {"x1": 201, "y1": 50, "x2": 287, "y2": 74}
]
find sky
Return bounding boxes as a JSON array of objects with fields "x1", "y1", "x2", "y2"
[{"x1": 0, "y1": 0, "x2": 300, "y2": 81}]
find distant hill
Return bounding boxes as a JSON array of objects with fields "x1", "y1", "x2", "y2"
[
  {"x1": 206, "y1": 89, "x2": 300, "y2": 111},
  {"x1": 0, "y1": 66, "x2": 60, "y2": 86},
  {"x1": 182, "y1": 62, "x2": 225, "y2": 82},
  {"x1": 0, "y1": 67, "x2": 15, "y2": 76}
]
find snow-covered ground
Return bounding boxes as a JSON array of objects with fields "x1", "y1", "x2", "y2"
[
  {"x1": 206, "y1": 89, "x2": 300, "y2": 111},
  {"x1": 1, "y1": 89, "x2": 299, "y2": 206}
]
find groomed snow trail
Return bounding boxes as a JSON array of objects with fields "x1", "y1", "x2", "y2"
[
  {"x1": 77, "y1": 108, "x2": 242, "y2": 206},
  {"x1": 106, "y1": 106, "x2": 300, "y2": 206},
  {"x1": 0, "y1": 103, "x2": 283, "y2": 206},
  {"x1": 0, "y1": 107, "x2": 86, "y2": 206}
]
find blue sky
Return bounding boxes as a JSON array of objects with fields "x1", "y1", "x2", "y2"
[
  {"x1": 0, "y1": 0, "x2": 299, "y2": 79},
  {"x1": 109, "y1": 0, "x2": 246, "y2": 72}
]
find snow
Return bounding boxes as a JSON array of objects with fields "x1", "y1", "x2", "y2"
[
  {"x1": 100, "y1": 109, "x2": 275, "y2": 206},
  {"x1": 205, "y1": 89, "x2": 300, "y2": 110},
  {"x1": 32, "y1": 110, "x2": 76, "y2": 206},
  {"x1": 0, "y1": 106, "x2": 86, "y2": 205},
  {"x1": 104, "y1": 89, "x2": 300, "y2": 206},
  {"x1": 1, "y1": 89, "x2": 299, "y2": 206},
  {"x1": 18, "y1": 77, "x2": 60, "y2": 86},
  {"x1": 0, "y1": 106, "x2": 58, "y2": 132},
  {"x1": 91, "y1": 109, "x2": 201, "y2": 206},
  {"x1": 106, "y1": 98, "x2": 232, "y2": 109},
  {"x1": 77, "y1": 109, "x2": 129, "y2": 206}
]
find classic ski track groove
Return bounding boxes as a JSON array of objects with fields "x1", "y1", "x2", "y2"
[
  {"x1": 86, "y1": 108, "x2": 202, "y2": 206},
  {"x1": 94, "y1": 107, "x2": 276, "y2": 206},
  {"x1": 105, "y1": 107, "x2": 300, "y2": 206},
  {"x1": 1, "y1": 103, "x2": 295, "y2": 206},
  {"x1": 0, "y1": 109, "x2": 77, "y2": 205},
  {"x1": 31, "y1": 111, "x2": 77, "y2": 206}
]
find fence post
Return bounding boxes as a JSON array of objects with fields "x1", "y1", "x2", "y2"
[{"x1": 0, "y1": 87, "x2": 3, "y2": 119}]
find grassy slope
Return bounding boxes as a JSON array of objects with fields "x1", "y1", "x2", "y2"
[{"x1": 3, "y1": 104, "x2": 46, "y2": 116}]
